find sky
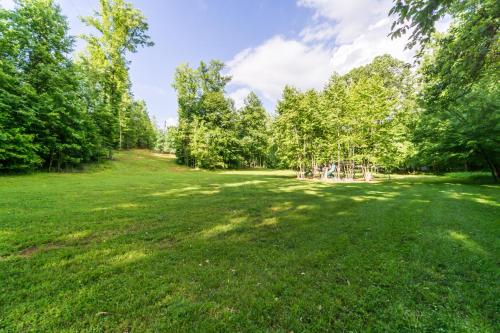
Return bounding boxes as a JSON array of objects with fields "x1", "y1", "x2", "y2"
[{"x1": 1, "y1": 0, "x2": 450, "y2": 127}]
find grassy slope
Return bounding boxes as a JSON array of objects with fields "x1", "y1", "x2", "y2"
[{"x1": 0, "y1": 150, "x2": 499, "y2": 332}]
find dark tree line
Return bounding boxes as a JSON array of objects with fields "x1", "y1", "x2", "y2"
[{"x1": 0, "y1": 0, "x2": 156, "y2": 172}]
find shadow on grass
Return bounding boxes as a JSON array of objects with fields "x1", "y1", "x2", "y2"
[{"x1": 1, "y1": 170, "x2": 499, "y2": 332}]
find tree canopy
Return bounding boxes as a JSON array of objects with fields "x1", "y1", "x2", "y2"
[
  {"x1": 172, "y1": 61, "x2": 269, "y2": 169},
  {"x1": 1, "y1": 0, "x2": 497, "y2": 180},
  {"x1": 390, "y1": 0, "x2": 499, "y2": 180},
  {"x1": 0, "y1": 0, "x2": 156, "y2": 171}
]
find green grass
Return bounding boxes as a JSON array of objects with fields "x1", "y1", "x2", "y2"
[{"x1": 1, "y1": 150, "x2": 499, "y2": 332}]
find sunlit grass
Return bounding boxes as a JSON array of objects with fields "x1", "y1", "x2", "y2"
[{"x1": 1, "y1": 150, "x2": 499, "y2": 332}]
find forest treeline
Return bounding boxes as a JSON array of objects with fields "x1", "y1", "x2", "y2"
[
  {"x1": 166, "y1": 0, "x2": 499, "y2": 181},
  {"x1": 168, "y1": 60, "x2": 269, "y2": 169},
  {"x1": 0, "y1": 0, "x2": 156, "y2": 171},
  {"x1": 168, "y1": 55, "x2": 414, "y2": 175},
  {"x1": 1, "y1": 0, "x2": 498, "y2": 180}
]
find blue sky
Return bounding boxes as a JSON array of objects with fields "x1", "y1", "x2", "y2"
[{"x1": 2, "y1": 0, "x2": 448, "y2": 127}]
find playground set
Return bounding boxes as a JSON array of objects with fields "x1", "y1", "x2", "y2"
[{"x1": 296, "y1": 161, "x2": 377, "y2": 182}]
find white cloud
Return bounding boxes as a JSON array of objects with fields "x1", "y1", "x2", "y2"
[
  {"x1": 297, "y1": 0, "x2": 392, "y2": 44},
  {"x1": 298, "y1": 0, "x2": 415, "y2": 73},
  {"x1": 228, "y1": 36, "x2": 334, "y2": 103},
  {"x1": 0, "y1": 0, "x2": 15, "y2": 10},
  {"x1": 227, "y1": 0, "x2": 419, "y2": 110},
  {"x1": 330, "y1": 32, "x2": 411, "y2": 74},
  {"x1": 229, "y1": 87, "x2": 251, "y2": 110},
  {"x1": 165, "y1": 116, "x2": 178, "y2": 127},
  {"x1": 300, "y1": 23, "x2": 336, "y2": 42}
]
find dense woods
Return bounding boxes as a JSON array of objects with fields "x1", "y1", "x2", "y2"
[
  {"x1": 390, "y1": 0, "x2": 499, "y2": 181},
  {"x1": 0, "y1": 0, "x2": 156, "y2": 172},
  {"x1": 172, "y1": 60, "x2": 270, "y2": 169},
  {"x1": 272, "y1": 55, "x2": 415, "y2": 179},
  {"x1": 170, "y1": 0, "x2": 498, "y2": 181},
  {"x1": 170, "y1": 55, "x2": 415, "y2": 175},
  {"x1": 1, "y1": 0, "x2": 498, "y2": 180}
]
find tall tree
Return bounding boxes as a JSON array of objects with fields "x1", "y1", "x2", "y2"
[
  {"x1": 273, "y1": 87, "x2": 322, "y2": 177},
  {"x1": 391, "y1": 0, "x2": 500, "y2": 180},
  {"x1": 237, "y1": 92, "x2": 269, "y2": 167},
  {"x1": 81, "y1": 0, "x2": 153, "y2": 151},
  {"x1": 172, "y1": 60, "x2": 239, "y2": 169},
  {"x1": 2, "y1": 0, "x2": 92, "y2": 171},
  {"x1": 123, "y1": 100, "x2": 156, "y2": 149},
  {"x1": 0, "y1": 6, "x2": 40, "y2": 170},
  {"x1": 273, "y1": 55, "x2": 416, "y2": 179}
]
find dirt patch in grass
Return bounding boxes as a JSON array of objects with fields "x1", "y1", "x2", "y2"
[
  {"x1": 151, "y1": 153, "x2": 176, "y2": 160},
  {"x1": 18, "y1": 243, "x2": 63, "y2": 258},
  {"x1": 157, "y1": 237, "x2": 178, "y2": 249}
]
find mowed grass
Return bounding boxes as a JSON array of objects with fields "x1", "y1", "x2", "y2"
[{"x1": 1, "y1": 150, "x2": 499, "y2": 332}]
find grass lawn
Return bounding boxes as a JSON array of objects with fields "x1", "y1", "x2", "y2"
[{"x1": 1, "y1": 150, "x2": 499, "y2": 332}]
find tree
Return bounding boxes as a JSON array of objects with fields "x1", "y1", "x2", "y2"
[
  {"x1": 81, "y1": 0, "x2": 153, "y2": 151},
  {"x1": 2, "y1": 0, "x2": 92, "y2": 171},
  {"x1": 391, "y1": 0, "x2": 500, "y2": 180},
  {"x1": 123, "y1": 100, "x2": 156, "y2": 149},
  {"x1": 389, "y1": 0, "x2": 455, "y2": 50},
  {"x1": 273, "y1": 87, "x2": 323, "y2": 177},
  {"x1": 0, "y1": 6, "x2": 41, "y2": 170},
  {"x1": 155, "y1": 123, "x2": 177, "y2": 154},
  {"x1": 172, "y1": 60, "x2": 241, "y2": 169},
  {"x1": 344, "y1": 55, "x2": 417, "y2": 175},
  {"x1": 0, "y1": 0, "x2": 156, "y2": 172},
  {"x1": 237, "y1": 92, "x2": 269, "y2": 167},
  {"x1": 273, "y1": 55, "x2": 416, "y2": 179}
]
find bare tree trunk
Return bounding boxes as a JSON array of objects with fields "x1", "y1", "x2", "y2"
[
  {"x1": 479, "y1": 145, "x2": 498, "y2": 182},
  {"x1": 57, "y1": 151, "x2": 62, "y2": 172},
  {"x1": 337, "y1": 142, "x2": 341, "y2": 180},
  {"x1": 48, "y1": 150, "x2": 54, "y2": 172},
  {"x1": 119, "y1": 112, "x2": 123, "y2": 150}
]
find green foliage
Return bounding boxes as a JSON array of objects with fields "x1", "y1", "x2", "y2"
[
  {"x1": 1, "y1": 0, "x2": 89, "y2": 171},
  {"x1": 0, "y1": 0, "x2": 156, "y2": 172},
  {"x1": 172, "y1": 56, "x2": 417, "y2": 175},
  {"x1": 237, "y1": 92, "x2": 270, "y2": 167},
  {"x1": 0, "y1": 8, "x2": 40, "y2": 170},
  {"x1": 81, "y1": 0, "x2": 154, "y2": 151},
  {"x1": 173, "y1": 60, "x2": 265, "y2": 169},
  {"x1": 155, "y1": 124, "x2": 177, "y2": 154},
  {"x1": 123, "y1": 100, "x2": 157, "y2": 149},
  {"x1": 273, "y1": 55, "x2": 416, "y2": 178},
  {"x1": 389, "y1": 0, "x2": 455, "y2": 50},
  {"x1": 391, "y1": 0, "x2": 500, "y2": 180}
]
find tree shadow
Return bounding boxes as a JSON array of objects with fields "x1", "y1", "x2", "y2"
[{"x1": 1, "y1": 171, "x2": 499, "y2": 331}]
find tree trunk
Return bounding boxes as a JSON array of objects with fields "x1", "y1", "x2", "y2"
[
  {"x1": 57, "y1": 151, "x2": 62, "y2": 172},
  {"x1": 478, "y1": 145, "x2": 498, "y2": 182},
  {"x1": 48, "y1": 150, "x2": 54, "y2": 172},
  {"x1": 119, "y1": 112, "x2": 123, "y2": 150},
  {"x1": 337, "y1": 142, "x2": 341, "y2": 180}
]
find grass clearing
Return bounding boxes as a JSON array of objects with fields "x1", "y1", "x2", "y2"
[{"x1": 1, "y1": 150, "x2": 499, "y2": 332}]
